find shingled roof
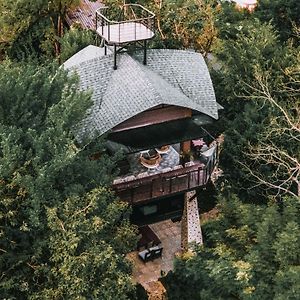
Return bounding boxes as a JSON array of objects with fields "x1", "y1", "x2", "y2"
[{"x1": 63, "y1": 46, "x2": 220, "y2": 142}]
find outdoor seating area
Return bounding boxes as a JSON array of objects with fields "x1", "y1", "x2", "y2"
[
  {"x1": 128, "y1": 144, "x2": 180, "y2": 175},
  {"x1": 112, "y1": 141, "x2": 218, "y2": 203},
  {"x1": 126, "y1": 219, "x2": 181, "y2": 285}
]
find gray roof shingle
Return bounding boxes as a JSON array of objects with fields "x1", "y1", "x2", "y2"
[{"x1": 64, "y1": 47, "x2": 219, "y2": 142}]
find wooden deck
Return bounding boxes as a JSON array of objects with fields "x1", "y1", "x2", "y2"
[
  {"x1": 96, "y1": 22, "x2": 155, "y2": 44},
  {"x1": 114, "y1": 158, "x2": 216, "y2": 204},
  {"x1": 66, "y1": 0, "x2": 102, "y2": 30}
]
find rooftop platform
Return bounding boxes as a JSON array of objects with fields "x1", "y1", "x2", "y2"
[
  {"x1": 95, "y1": 4, "x2": 155, "y2": 46},
  {"x1": 96, "y1": 22, "x2": 154, "y2": 44}
]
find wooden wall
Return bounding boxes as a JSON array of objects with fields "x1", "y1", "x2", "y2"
[{"x1": 112, "y1": 105, "x2": 192, "y2": 132}]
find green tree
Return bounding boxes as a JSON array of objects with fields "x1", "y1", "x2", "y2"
[
  {"x1": 255, "y1": 0, "x2": 300, "y2": 43},
  {"x1": 60, "y1": 28, "x2": 95, "y2": 63},
  {"x1": 162, "y1": 196, "x2": 300, "y2": 300},
  {"x1": 213, "y1": 20, "x2": 300, "y2": 199},
  {"x1": 0, "y1": 0, "x2": 96, "y2": 59},
  {"x1": 0, "y1": 61, "x2": 137, "y2": 299}
]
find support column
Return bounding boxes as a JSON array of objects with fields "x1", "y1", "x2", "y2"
[
  {"x1": 180, "y1": 140, "x2": 191, "y2": 154},
  {"x1": 143, "y1": 40, "x2": 147, "y2": 65},
  {"x1": 180, "y1": 109, "x2": 192, "y2": 157},
  {"x1": 181, "y1": 190, "x2": 203, "y2": 252},
  {"x1": 113, "y1": 44, "x2": 117, "y2": 70}
]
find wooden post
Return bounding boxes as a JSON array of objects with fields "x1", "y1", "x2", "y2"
[
  {"x1": 180, "y1": 140, "x2": 191, "y2": 154},
  {"x1": 180, "y1": 109, "x2": 192, "y2": 157}
]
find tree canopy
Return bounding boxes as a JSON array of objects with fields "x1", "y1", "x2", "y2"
[
  {"x1": 213, "y1": 18, "x2": 300, "y2": 199},
  {"x1": 163, "y1": 195, "x2": 300, "y2": 299},
  {"x1": 0, "y1": 61, "x2": 137, "y2": 299}
]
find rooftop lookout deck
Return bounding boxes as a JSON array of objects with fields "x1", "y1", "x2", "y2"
[
  {"x1": 95, "y1": 4, "x2": 155, "y2": 45},
  {"x1": 113, "y1": 141, "x2": 219, "y2": 205},
  {"x1": 95, "y1": 4, "x2": 155, "y2": 69}
]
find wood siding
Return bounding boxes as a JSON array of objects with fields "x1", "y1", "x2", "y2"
[{"x1": 112, "y1": 105, "x2": 192, "y2": 132}]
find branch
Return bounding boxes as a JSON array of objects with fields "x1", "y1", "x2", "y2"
[{"x1": 239, "y1": 161, "x2": 299, "y2": 198}]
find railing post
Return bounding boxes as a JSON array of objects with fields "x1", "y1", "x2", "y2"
[
  {"x1": 150, "y1": 179, "x2": 153, "y2": 198},
  {"x1": 108, "y1": 22, "x2": 110, "y2": 41},
  {"x1": 95, "y1": 12, "x2": 97, "y2": 31}
]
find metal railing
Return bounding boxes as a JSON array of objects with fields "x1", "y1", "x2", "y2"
[{"x1": 95, "y1": 4, "x2": 155, "y2": 44}]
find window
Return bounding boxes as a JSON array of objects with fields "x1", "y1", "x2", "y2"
[{"x1": 139, "y1": 205, "x2": 158, "y2": 216}]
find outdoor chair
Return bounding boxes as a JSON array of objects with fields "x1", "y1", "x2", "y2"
[
  {"x1": 138, "y1": 249, "x2": 153, "y2": 262},
  {"x1": 149, "y1": 245, "x2": 163, "y2": 259},
  {"x1": 138, "y1": 245, "x2": 163, "y2": 262}
]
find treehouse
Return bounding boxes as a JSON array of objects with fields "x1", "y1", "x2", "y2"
[{"x1": 63, "y1": 4, "x2": 222, "y2": 226}]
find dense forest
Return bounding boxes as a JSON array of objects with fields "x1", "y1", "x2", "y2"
[{"x1": 0, "y1": 0, "x2": 299, "y2": 299}]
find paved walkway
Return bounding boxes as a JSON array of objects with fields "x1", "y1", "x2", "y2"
[{"x1": 126, "y1": 219, "x2": 181, "y2": 285}]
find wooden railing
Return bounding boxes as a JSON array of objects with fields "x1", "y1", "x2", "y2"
[{"x1": 113, "y1": 144, "x2": 218, "y2": 204}]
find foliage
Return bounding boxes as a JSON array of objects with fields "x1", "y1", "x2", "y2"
[
  {"x1": 215, "y1": 1, "x2": 253, "y2": 41},
  {"x1": 0, "y1": 0, "x2": 97, "y2": 59},
  {"x1": 0, "y1": 61, "x2": 137, "y2": 299},
  {"x1": 213, "y1": 19, "x2": 300, "y2": 199},
  {"x1": 254, "y1": 0, "x2": 300, "y2": 43},
  {"x1": 60, "y1": 28, "x2": 95, "y2": 63},
  {"x1": 163, "y1": 195, "x2": 300, "y2": 300}
]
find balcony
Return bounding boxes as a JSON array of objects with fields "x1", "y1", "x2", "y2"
[
  {"x1": 95, "y1": 4, "x2": 155, "y2": 45},
  {"x1": 113, "y1": 142, "x2": 218, "y2": 204}
]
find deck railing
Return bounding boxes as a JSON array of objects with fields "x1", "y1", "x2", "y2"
[
  {"x1": 113, "y1": 143, "x2": 218, "y2": 204},
  {"x1": 95, "y1": 4, "x2": 155, "y2": 44}
]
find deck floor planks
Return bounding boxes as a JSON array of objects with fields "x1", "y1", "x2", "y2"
[{"x1": 97, "y1": 22, "x2": 154, "y2": 44}]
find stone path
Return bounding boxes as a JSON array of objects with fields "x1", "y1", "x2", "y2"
[
  {"x1": 126, "y1": 219, "x2": 181, "y2": 285},
  {"x1": 181, "y1": 190, "x2": 203, "y2": 252}
]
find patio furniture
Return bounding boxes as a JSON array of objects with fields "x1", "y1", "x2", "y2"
[
  {"x1": 138, "y1": 245, "x2": 163, "y2": 262},
  {"x1": 192, "y1": 139, "x2": 207, "y2": 157},
  {"x1": 155, "y1": 145, "x2": 170, "y2": 154},
  {"x1": 192, "y1": 139, "x2": 205, "y2": 148},
  {"x1": 140, "y1": 149, "x2": 162, "y2": 169}
]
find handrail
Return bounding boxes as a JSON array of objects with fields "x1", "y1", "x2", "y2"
[
  {"x1": 123, "y1": 4, "x2": 156, "y2": 18},
  {"x1": 95, "y1": 4, "x2": 155, "y2": 25}
]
